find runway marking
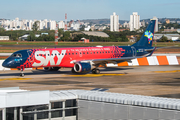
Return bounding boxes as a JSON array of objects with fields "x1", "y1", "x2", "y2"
[
  {"x1": 0, "y1": 78, "x2": 31, "y2": 81},
  {"x1": 154, "y1": 70, "x2": 180, "y2": 73},
  {"x1": 66, "y1": 73, "x2": 125, "y2": 77}
]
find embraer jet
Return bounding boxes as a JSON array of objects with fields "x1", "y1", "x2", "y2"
[{"x1": 2, "y1": 20, "x2": 156, "y2": 76}]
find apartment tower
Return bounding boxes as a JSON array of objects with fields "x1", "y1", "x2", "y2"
[
  {"x1": 130, "y1": 12, "x2": 140, "y2": 31},
  {"x1": 110, "y1": 12, "x2": 119, "y2": 32}
]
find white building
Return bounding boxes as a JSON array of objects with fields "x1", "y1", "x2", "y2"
[
  {"x1": 58, "y1": 21, "x2": 65, "y2": 29},
  {"x1": 130, "y1": 12, "x2": 140, "y2": 31},
  {"x1": 110, "y1": 12, "x2": 119, "y2": 32},
  {"x1": 123, "y1": 21, "x2": 130, "y2": 28},
  {"x1": 0, "y1": 36, "x2": 9, "y2": 40},
  {"x1": 48, "y1": 20, "x2": 56, "y2": 30},
  {"x1": 84, "y1": 26, "x2": 91, "y2": 31},
  {"x1": 27, "y1": 20, "x2": 33, "y2": 30},
  {"x1": 152, "y1": 16, "x2": 158, "y2": 32}
]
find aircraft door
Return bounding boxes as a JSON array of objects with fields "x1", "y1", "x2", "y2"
[
  {"x1": 131, "y1": 47, "x2": 136, "y2": 57},
  {"x1": 27, "y1": 50, "x2": 34, "y2": 62}
]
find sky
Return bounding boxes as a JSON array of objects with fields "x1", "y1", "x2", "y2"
[{"x1": 1, "y1": 0, "x2": 180, "y2": 21}]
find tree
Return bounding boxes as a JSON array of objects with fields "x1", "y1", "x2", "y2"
[
  {"x1": 58, "y1": 28, "x2": 64, "y2": 37},
  {"x1": 27, "y1": 33, "x2": 35, "y2": 41},
  {"x1": 80, "y1": 25, "x2": 85, "y2": 31},
  {"x1": 32, "y1": 21, "x2": 39, "y2": 31},
  {"x1": 160, "y1": 35, "x2": 168, "y2": 42},
  {"x1": 62, "y1": 31, "x2": 70, "y2": 41}
]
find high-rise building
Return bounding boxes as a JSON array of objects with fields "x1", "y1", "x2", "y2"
[
  {"x1": 130, "y1": 12, "x2": 140, "y2": 31},
  {"x1": 110, "y1": 12, "x2": 119, "y2": 32},
  {"x1": 58, "y1": 21, "x2": 65, "y2": 29},
  {"x1": 152, "y1": 16, "x2": 158, "y2": 32}
]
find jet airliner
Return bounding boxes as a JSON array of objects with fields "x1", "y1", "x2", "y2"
[{"x1": 2, "y1": 20, "x2": 156, "y2": 76}]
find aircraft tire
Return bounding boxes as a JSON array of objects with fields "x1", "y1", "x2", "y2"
[
  {"x1": 51, "y1": 67, "x2": 60, "y2": 71},
  {"x1": 44, "y1": 67, "x2": 51, "y2": 71},
  {"x1": 44, "y1": 67, "x2": 60, "y2": 71},
  {"x1": 95, "y1": 69, "x2": 100, "y2": 74},
  {"x1": 20, "y1": 73, "x2": 24, "y2": 77},
  {"x1": 92, "y1": 68, "x2": 100, "y2": 74}
]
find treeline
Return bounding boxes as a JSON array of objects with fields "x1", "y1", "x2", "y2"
[
  {"x1": 160, "y1": 23, "x2": 180, "y2": 30},
  {"x1": 0, "y1": 28, "x2": 56, "y2": 41},
  {"x1": 0, "y1": 28, "x2": 143, "y2": 42},
  {"x1": 71, "y1": 30, "x2": 142, "y2": 42}
]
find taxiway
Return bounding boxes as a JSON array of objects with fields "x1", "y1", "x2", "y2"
[{"x1": 0, "y1": 65, "x2": 180, "y2": 98}]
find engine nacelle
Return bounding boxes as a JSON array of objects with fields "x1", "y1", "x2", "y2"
[{"x1": 74, "y1": 62, "x2": 92, "y2": 73}]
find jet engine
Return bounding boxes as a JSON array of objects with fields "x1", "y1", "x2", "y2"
[{"x1": 73, "y1": 62, "x2": 92, "y2": 73}]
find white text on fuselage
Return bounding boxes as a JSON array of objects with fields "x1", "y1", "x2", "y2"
[
  {"x1": 68, "y1": 47, "x2": 110, "y2": 52},
  {"x1": 32, "y1": 50, "x2": 66, "y2": 67}
]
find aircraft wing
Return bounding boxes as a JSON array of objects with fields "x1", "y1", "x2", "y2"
[{"x1": 73, "y1": 56, "x2": 142, "y2": 66}]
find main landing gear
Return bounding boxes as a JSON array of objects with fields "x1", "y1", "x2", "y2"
[{"x1": 92, "y1": 68, "x2": 100, "y2": 74}]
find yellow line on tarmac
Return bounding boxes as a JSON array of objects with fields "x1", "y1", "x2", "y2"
[
  {"x1": 0, "y1": 78, "x2": 31, "y2": 82},
  {"x1": 154, "y1": 70, "x2": 180, "y2": 73},
  {"x1": 67, "y1": 73, "x2": 125, "y2": 77}
]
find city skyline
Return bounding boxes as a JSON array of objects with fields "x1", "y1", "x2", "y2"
[{"x1": 0, "y1": 0, "x2": 180, "y2": 21}]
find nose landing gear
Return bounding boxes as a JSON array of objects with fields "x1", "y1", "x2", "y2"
[{"x1": 19, "y1": 67, "x2": 24, "y2": 77}]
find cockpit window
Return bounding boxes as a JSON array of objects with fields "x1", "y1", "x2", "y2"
[{"x1": 11, "y1": 53, "x2": 22, "y2": 58}]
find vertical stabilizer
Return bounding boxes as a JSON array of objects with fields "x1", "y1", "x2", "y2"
[{"x1": 132, "y1": 20, "x2": 156, "y2": 47}]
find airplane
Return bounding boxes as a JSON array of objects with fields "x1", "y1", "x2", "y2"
[{"x1": 2, "y1": 20, "x2": 156, "y2": 77}]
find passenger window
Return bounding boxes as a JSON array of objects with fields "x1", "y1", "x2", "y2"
[
  {"x1": 100, "y1": 52, "x2": 101, "y2": 54},
  {"x1": 94, "y1": 52, "x2": 95, "y2": 54},
  {"x1": 62, "y1": 53, "x2": 64, "y2": 55},
  {"x1": 108, "y1": 51, "x2": 110, "y2": 53},
  {"x1": 97, "y1": 52, "x2": 98, "y2": 54},
  {"x1": 76, "y1": 53, "x2": 78, "y2": 55},
  {"x1": 91, "y1": 52, "x2": 92, "y2": 54},
  {"x1": 83, "y1": 52, "x2": 85, "y2": 54},
  {"x1": 65, "y1": 53, "x2": 67, "y2": 55},
  {"x1": 69, "y1": 53, "x2": 71, "y2": 55},
  {"x1": 72, "y1": 53, "x2": 74, "y2": 55}
]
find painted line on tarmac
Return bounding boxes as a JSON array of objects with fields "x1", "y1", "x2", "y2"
[
  {"x1": 154, "y1": 70, "x2": 180, "y2": 73},
  {"x1": 65, "y1": 73, "x2": 125, "y2": 77},
  {"x1": 0, "y1": 78, "x2": 31, "y2": 81}
]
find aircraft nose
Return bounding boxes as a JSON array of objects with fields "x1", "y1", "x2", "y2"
[
  {"x1": 2, "y1": 60, "x2": 8, "y2": 67},
  {"x1": 2, "y1": 60, "x2": 12, "y2": 68}
]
